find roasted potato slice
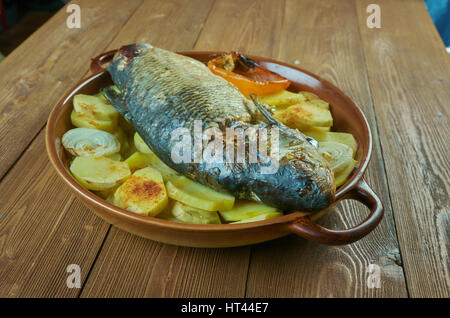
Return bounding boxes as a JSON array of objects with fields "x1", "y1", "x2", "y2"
[
  {"x1": 134, "y1": 133, "x2": 153, "y2": 154},
  {"x1": 300, "y1": 126, "x2": 331, "y2": 141},
  {"x1": 219, "y1": 200, "x2": 280, "y2": 222},
  {"x1": 299, "y1": 91, "x2": 319, "y2": 100},
  {"x1": 125, "y1": 152, "x2": 179, "y2": 181},
  {"x1": 230, "y1": 212, "x2": 283, "y2": 223},
  {"x1": 96, "y1": 91, "x2": 108, "y2": 102},
  {"x1": 121, "y1": 133, "x2": 137, "y2": 159},
  {"x1": 160, "y1": 201, "x2": 221, "y2": 224},
  {"x1": 260, "y1": 90, "x2": 306, "y2": 109},
  {"x1": 70, "y1": 156, "x2": 130, "y2": 191},
  {"x1": 335, "y1": 159, "x2": 357, "y2": 187},
  {"x1": 166, "y1": 176, "x2": 235, "y2": 212},
  {"x1": 273, "y1": 102, "x2": 333, "y2": 129},
  {"x1": 106, "y1": 153, "x2": 122, "y2": 161},
  {"x1": 146, "y1": 155, "x2": 180, "y2": 182},
  {"x1": 309, "y1": 99, "x2": 329, "y2": 110},
  {"x1": 299, "y1": 91, "x2": 329, "y2": 109},
  {"x1": 113, "y1": 167, "x2": 168, "y2": 216},
  {"x1": 113, "y1": 127, "x2": 130, "y2": 157},
  {"x1": 95, "y1": 184, "x2": 120, "y2": 200},
  {"x1": 73, "y1": 94, "x2": 119, "y2": 121},
  {"x1": 125, "y1": 152, "x2": 154, "y2": 173},
  {"x1": 301, "y1": 128, "x2": 328, "y2": 141},
  {"x1": 119, "y1": 116, "x2": 136, "y2": 136},
  {"x1": 155, "y1": 200, "x2": 178, "y2": 221},
  {"x1": 71, "y1": 110, "x2": 117, "y2": 132}
]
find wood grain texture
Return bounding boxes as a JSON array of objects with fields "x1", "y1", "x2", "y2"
[
  {"x1": 81, "y1": 229, "x2": 250, "y2": 297},
  {"x1": 355, "y1": 0, "x2": 450, "y2": 297},
  {"x1": 0, "y1": 130, "x2": 111, "y2": 297},
  {"x1": 0, "y1": 0, "x2": 143, "y2": 180},
  {"x1": 194, "y1": 0, "x2": 285, "y2": 56},
  {"x1": 105, "y1": 0, "x2": 215, "y2": 51},
  {"x1": 245, "y1": 0, "x2": 407, "y2": 297}
]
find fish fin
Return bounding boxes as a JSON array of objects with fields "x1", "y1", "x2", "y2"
[
  {"x1": 249, "y1": 94, "x2": 282, "y2": 126},
  {"x1": 103, "y1": 85, "x2": 130, "y2": 118},
  {"x1": 305, "y1": 135, "x2": 319, "y2": 148}
]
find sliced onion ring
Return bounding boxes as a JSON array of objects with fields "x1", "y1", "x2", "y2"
[
  {"x1": 62, "y1": 128, "x2": 120, "y2": 157},
  {"x1": 318, "y1": 141, "x2": 353, "y2": 175}
]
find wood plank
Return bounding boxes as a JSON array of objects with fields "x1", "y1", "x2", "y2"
[
  {"x1": 245, "y1": 0, "x2": 408, "y2": 297},
  {"x1": 0, "y1": 130, "x2": 111, "y2": 297},
  {"x1": 193, "y1": 0, "x2": 285, "y2": 56},
  {"x1": 104, "y1": 0, "x2": 214, "y2": 51},
  {"x1": 355, "y1": 0, "x2": 450, "y2": 297},
  {"x1": 81, "y1": 229, "x2": 250, "y2": 297},
  {"x1": 80, "y1": 0, "x2": 287, "y2": 297},
  {"x1": 0, "y1": 0, "x2": 145, "y2": 297},
  {"x1": 0, "y1": 0, "x2": 143, "y2": 180}
]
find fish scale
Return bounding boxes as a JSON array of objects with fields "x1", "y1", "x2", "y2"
[
  {"x1": 104, "y1": 44, "x2": 335, "y2": 212},
  {"x1": 137, "y1": 50, "x2": 255, "y2": 120}
]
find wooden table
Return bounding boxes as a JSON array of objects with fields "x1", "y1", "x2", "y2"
[{"x1": 0, "y1": 0, "x2": 448, "y2": 298}]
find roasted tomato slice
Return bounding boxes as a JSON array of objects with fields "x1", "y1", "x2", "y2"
[{"x1": 207, "y1": 52, "x2": 291, "y2": 97}]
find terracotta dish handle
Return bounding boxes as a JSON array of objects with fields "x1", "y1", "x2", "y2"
[
  {"x1": 288, "y1": 179, "x2": 384, "y2": 245},
  {"x1": 90, "y1": 50, "x2": 117, "y2": 73}
]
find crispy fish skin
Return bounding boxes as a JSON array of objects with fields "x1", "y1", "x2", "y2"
[{"x1": 105, "y1": 44, "x2": 335, "y2": 212}]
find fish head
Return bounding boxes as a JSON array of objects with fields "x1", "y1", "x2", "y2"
[
  {"x1": 246, "y1": 126, "x2": 336, "y2": 212},
  {"x1": 106, "y1": 43, "x2": 152, "y2": 94},
  {"x1": 268, "y1": 152, "x2": 336, "y2": 212},
  {"x1": 112, "y1": 43, "x2": 152, "y2": 72}
]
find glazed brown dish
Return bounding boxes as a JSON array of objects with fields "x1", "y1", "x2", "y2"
[{"x1": 46, "y1": 50, "x2": 384, "y2": 247}]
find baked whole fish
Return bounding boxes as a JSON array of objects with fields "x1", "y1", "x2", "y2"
[{"x1": 104, "y1": 44, "x2": 335, "y2": 212}]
